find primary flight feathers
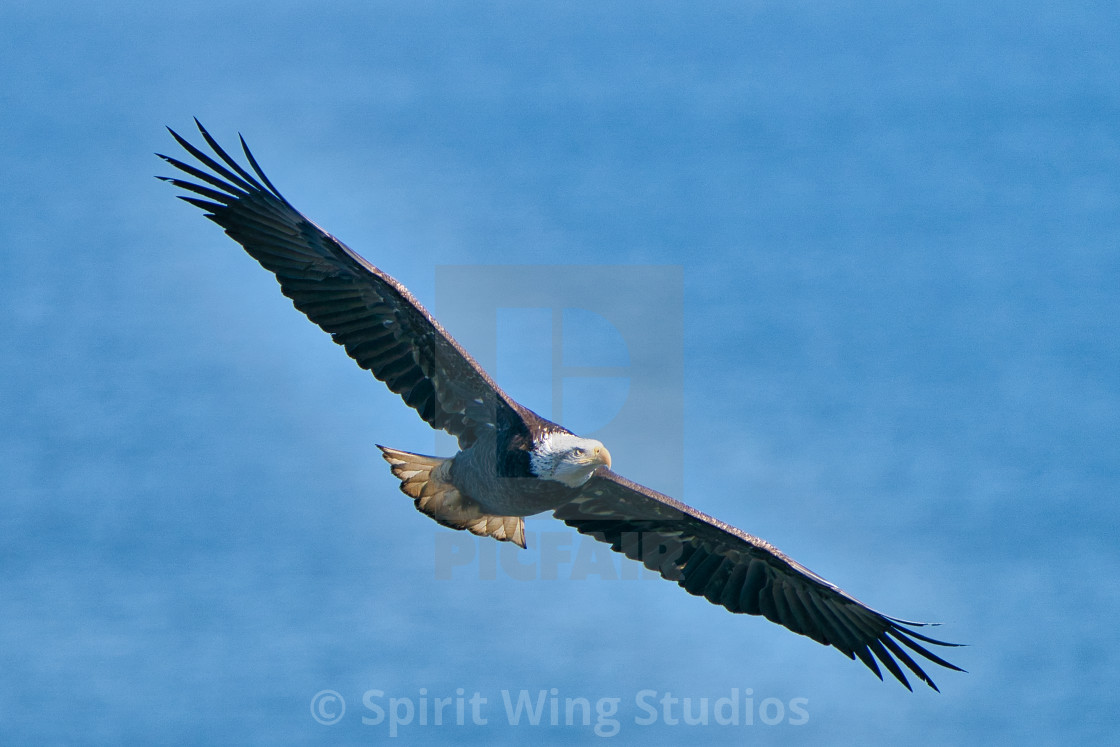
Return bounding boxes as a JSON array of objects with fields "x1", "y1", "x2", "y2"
[{"x1": 159, "y1": 119, "x2": 963, "y2": 691}]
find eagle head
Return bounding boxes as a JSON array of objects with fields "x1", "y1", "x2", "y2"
[{"x1": 530, "y1": 431, "x2": 612, "y2": 488}]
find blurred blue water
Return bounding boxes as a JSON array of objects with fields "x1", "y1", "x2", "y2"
[{"x1": 2, "y1": 1, "x2": 1118, "y2": 743}]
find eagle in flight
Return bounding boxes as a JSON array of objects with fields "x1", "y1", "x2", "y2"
[{"x1": 159, "y1": 120, "x2": 963, "y2": 691}]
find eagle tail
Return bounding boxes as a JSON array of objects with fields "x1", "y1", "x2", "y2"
[{"x1": 377, "y1": 445, "x2": 526, "y2": 548}]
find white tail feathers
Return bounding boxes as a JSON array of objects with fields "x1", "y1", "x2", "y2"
[{"x1": 377, "y1": 445, "x2": 526, "y2": 548}]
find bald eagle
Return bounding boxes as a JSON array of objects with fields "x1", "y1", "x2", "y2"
[{"x1": 159, "y1": 120, "x2": 963, "y2": 691}]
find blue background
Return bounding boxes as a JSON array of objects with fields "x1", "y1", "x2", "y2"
[{"x1": 2, "y1": 1, "x2": 1118, "y2": 743}]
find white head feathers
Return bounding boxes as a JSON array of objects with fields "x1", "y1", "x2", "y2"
[{"x1": 530, "y1": 432, "x2": 612, "y2": 487}]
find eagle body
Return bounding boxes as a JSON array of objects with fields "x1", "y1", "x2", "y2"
[
  {"x1": 159, "y1": 121, "x2": 964, "y2": 691},
  {"x1": 380, "y1": 413, "x2": 612, "y2": 549},
  {"x1": 448, "y1": 426, "x2": 594, "y2": 515}
]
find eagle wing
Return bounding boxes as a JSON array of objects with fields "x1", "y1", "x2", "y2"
[
  {"x1": 555, "y1": 469, "x2": 964, "y2": 691},
  {"x1": 159, "y1": 120, "x2": 522, "y2": 448}
]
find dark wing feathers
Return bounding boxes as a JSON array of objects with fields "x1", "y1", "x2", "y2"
[
  {"x1": 555, "y1": 469, "x2": 964, "y2": 691},
  {"x1": 161, "y1": 122, "x2": 961, "y2": 691},
  {"x1": 159, "y1": 120, "x2": 524, "y2": 448}
]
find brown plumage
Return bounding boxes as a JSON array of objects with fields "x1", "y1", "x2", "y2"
[{"x1": 159, "y1": 119, "x2": 964, "y2": 691}]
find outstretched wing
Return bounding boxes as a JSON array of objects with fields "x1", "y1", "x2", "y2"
[
  {"x1": 554, "y1": 469, "x2": 964, "y2": 691},
  {"x1": 158, "y1": 120, "x2": 525, "y2": 448}
]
